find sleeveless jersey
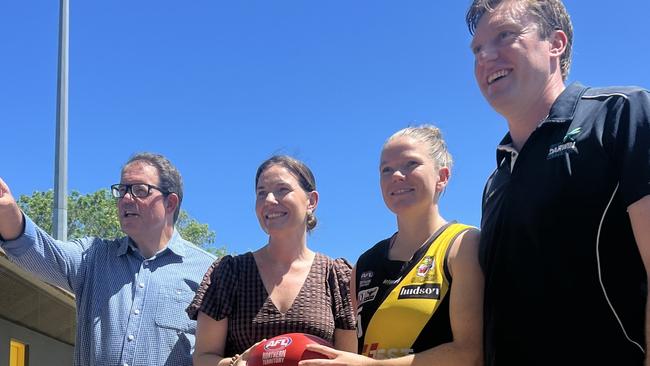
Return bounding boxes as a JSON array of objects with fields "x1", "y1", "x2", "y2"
[{"x1": 355, "y1": 222, "x2": 472, "y2": 359}]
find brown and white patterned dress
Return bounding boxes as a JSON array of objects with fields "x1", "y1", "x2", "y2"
[{"x1": 186, "y1": 252, "x2": 356, "y2": 356}]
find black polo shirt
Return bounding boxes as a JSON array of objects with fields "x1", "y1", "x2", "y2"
[{"x1": 480, "y1": 82, "x2": 650, "y2": 366}]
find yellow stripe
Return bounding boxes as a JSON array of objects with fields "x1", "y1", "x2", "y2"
[{"x1": 362, "y1": 223, "x2": 472, "y2": 359}]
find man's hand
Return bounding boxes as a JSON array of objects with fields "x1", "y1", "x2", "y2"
[
  {"x1": 0, "y1": 177, "x2": 14, "y2": 203},
  {"x1": 0, "y1": 177, "x2": 25, "y2": 240}
]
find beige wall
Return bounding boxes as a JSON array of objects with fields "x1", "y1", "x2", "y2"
[
  {"x1": 0, "y1": 252, "x2": 76, "y2": 365},
  {"x1": 0, "y1": 317, "x2": 73, "y2": 366},
  {"x1": 0, "y1": 255, "x2": 76, "y2": 345}
]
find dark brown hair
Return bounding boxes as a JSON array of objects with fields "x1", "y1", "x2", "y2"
[
  {"x1": 255, "y1": 155, "x2": 318, "y2": 232},
  {"x1": 122, "y1": 152, "x2": 183, "y2": 224}
]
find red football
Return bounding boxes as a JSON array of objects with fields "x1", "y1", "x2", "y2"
[{"x1": 246, "y1": 333, "x2": 332, "y2": 366}]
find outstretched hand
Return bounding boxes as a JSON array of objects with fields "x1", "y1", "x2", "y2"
[
  {"x1": 298, "y1": 344, "x2": 374, "y2": 366},
  {"x1": 0, "y1": 177, "x2": 15, "y2": 205},
  {"x1": 0, "y1": 177, "x2": 25, "y2": 240}
]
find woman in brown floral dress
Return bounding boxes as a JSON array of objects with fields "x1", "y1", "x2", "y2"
[{"x1": 187, "y1": 155, "x2": 357, "y2": 366}]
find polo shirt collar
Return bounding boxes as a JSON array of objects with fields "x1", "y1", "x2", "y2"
[
  {"x1": 495, "y1": 82, "x2": 589, "y2": 165},
  {"x1": 545, "y1": 82, "x2": 588, "y2": 124}
]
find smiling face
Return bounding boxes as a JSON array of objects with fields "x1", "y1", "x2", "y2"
[
  {"x1": 470, "y1": 0, "x2": 560, "y2": 116},
  {"x1": 118, "y1": 161, "x2": 174, "y2": 245},
  {"x1": 255, "y1": 164, "x2": 317, "y2": 236},
  {"x1": 380, "y1": 136, "x2": 448, "y2": 216}
]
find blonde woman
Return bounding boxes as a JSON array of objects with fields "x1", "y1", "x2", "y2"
[{"x1": 301, "y1": 126, "x2": 483, "y2": 366}]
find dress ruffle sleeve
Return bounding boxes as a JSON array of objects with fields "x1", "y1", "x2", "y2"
[
  {"x1": 328, "y1": 257, "x2": 356, "y2": 330},
  {"x1": 186, "y1": 254, "x2": 238, "y2": 321}
]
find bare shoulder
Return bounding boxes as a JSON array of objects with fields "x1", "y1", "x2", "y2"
[
  {"x1": 447, "y1": 227, "x2": 481, "y2": 277},
  {"x1": 449, "y1": 227, "x2": 480, "y2": 257}
]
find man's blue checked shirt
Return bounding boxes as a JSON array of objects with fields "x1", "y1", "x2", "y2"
[{"x1": 0, "y1": 215, "x2": 215, "y2": 366}]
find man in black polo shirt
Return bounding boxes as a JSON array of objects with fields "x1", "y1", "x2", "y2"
[{"x1": 465, "y1": 1, "x2": 650, "y2": 365}]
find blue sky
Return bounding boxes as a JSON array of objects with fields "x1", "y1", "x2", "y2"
[{"x1": 2, "y1": 1, "x2": 649, "y2": 263}]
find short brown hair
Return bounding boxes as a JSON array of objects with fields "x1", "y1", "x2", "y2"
[
  {"x1": 123, "y1": 152, "x2": 183, "y2": 224},
  {"x1": 466, "y1": 0, "x2": 573, "y2": 80}
]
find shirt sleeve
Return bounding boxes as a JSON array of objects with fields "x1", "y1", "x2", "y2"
[
  {"x1": 328, "y1": 257, "x2": 356, "y2": 330},
  {"x1": 611, "y1": 89, "x2": 650, "y2": 207},
  {"x1": 186, "y1": 254, "x2": 238, "y2": 321},
  {"x1": 0, "y1": 213, "x2": 91, "y2": 293}
]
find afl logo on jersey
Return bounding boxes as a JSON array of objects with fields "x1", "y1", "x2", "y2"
[
  {"x1": 264, "y1": 337, "x2": 292, "y2": 351},
  {"x1": 359, "y1": 271, "x2": 374, "y2": 288}
]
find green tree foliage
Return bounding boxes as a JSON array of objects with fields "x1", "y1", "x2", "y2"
[{"x1": 17, "y1": 189, "x2": 226, "y2": 257}]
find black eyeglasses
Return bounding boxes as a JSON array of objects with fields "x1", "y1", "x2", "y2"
[{"x1": 110, "y1": 183, "x2": 170, "y2": 199}]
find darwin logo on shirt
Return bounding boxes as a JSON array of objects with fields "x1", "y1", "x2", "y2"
[{"x1": 547, "y1": 127, "x2": 581, "y2": 160}]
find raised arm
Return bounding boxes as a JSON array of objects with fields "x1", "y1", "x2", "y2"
[{"x1": 0, "y1": 177, "x2": 89, "y2": 292}]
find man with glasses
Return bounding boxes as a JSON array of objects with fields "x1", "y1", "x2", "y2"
[{"x1": 0, "y1": 152, "x2": 215, "y2": 366}]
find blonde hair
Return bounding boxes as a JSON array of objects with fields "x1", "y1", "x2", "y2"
[{"x1": 385, "y1": 125, "x2": 453, "y2": 170}]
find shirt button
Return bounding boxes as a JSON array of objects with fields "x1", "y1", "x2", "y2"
[
  {"x1": 128, "y1": 334, "x2": 135, "y2": 341},
  {"x1": 138, "y1": 282, "x2": 145, "y2": 288},
  {"x1": 134, "y1": 309, "x2": 140, "y2": 315}
]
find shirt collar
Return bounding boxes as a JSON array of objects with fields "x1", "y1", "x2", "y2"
[
  {"x1": 495, "y1": 82, "x2": 589, "y2": 165},
  {"x1": 544, "y1": 82, "x2": 588, "y2": 124},
  {"x1": 496, "y1": 141, "x2": 518, "y2": 170},
  {"x1": 116, "y1": 229, "x2": 187, "y2": 258},
  {"x1": 496, "y1": 135, "x2": 515, "y2": 167}
]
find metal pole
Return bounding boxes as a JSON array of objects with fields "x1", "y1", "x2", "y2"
[{"x1": 53, "y1": 0, "x2": 69, "y2": 241}]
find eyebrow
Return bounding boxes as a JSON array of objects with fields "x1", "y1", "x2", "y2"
[
  {"x1": 469, "y1": 19, "x2": 522, "y2": 47},
  {"x1": 257, "y1": 181, "x2": 292, "y2": 189}
]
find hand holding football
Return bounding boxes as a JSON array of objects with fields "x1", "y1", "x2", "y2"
[{"x1": 246, "y1": 333, "x2": 332, "y2": 366}]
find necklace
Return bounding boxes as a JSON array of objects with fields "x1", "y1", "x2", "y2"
[{"x1": 388, "y1": 222, "x2": 449, "y2": 262}]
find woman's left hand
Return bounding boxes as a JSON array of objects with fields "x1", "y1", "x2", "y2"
[
  {"x1": 298, "y1": 344, "x2": 374, "y2": 366},
  {"x1": 236, "y1": 338, "x2": 267, "y2": 366}
]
